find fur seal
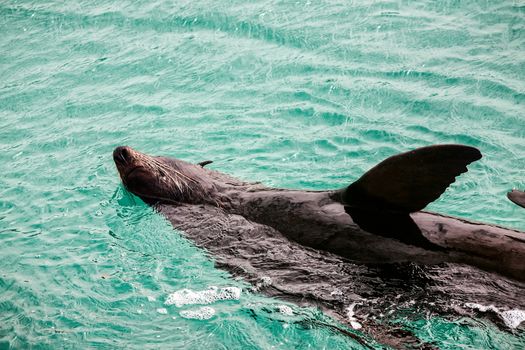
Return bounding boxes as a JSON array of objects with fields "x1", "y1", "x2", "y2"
[
  {"x1": 113, "y1": 145, "x2": 525, "y2": 347},
  {"x1": 113, "y1": 144, "x2": 525, "y2": 281}
]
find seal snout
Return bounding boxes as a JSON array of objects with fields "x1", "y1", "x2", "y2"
[{"x1": 113, "y1": 146, "x2": 133, "y2": 165}]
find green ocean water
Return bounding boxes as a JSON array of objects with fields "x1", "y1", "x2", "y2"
[{"x1": 1, "y1": 0, "x2": 524, "y2": 348}]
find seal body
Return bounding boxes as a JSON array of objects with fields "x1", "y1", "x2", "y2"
[
  {"x1": 113, "y1": 145, "x2": 525, "y2": 346},
  {"x1": 113, "y1": 145, "x2": 525, "y2": 281}
]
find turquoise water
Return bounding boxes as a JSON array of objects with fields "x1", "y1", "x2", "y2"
[{"x1": 1, "y1": 0, "x2": 524, "y2": 348}]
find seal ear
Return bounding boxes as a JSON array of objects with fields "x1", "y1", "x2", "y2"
[
  {"x1": 508, "y1": 189, "x2": 525, "y2": 208},
  {"x1": 198, "y1": 160, "x2": 213, "y2": 168},
  {"x1": 339, "y1": 144, "x2": 482, "y2": 249}
]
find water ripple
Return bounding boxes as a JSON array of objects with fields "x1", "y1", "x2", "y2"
[{"x1": 1, "y1": 0, "x2": 524, "y2": 349}]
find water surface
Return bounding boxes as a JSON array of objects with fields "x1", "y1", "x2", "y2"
[{"x1": 1, "y1": 0, "x2": 524, "y2": 348}]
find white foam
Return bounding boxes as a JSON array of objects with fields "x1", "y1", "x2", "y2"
[
  {"x1": 330, "y1": 288, "x2": 343, "y2": 297},
  {"x1": 345, "y1": 303, "x2": 362, "y2": 330},
  {"x1": 465, "y1": 302, "x2": 499, "y2": 313},
  {"x1": 277, "y1": 305, "x2": 293, "y2": 316},
  {"x1": 165, "y1": 286, "x2": 241, "y2": 307},
  {"x1": 252, "y1": 276, "x2": 273, "y2": 292},
  {"x1": 260, "y1": 276, "x2": 272, "y2": 286},
  {"x1": 180, "y1": 307, "x2": 216, "y2": 320},
  {"x1": 500, "y1": 309, "x2": 525, "y2": 329},
  {"x1": 156, "y1": 308, "x2": 168, "y2": 315},
  {"x1": 349, "y1": 321, "x2": 362, "y2": 330},
  {"x1": 465, "y1": 303, "x2": 525, "y2": 329}
]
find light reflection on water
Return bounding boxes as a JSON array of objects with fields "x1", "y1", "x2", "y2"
[{"x1": 0, "y1": 0, "x2": 524, "y2": 348}]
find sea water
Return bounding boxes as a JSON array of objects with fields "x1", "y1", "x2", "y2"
[{"x1": 1, "y1": 0, "x2": 524, "y2": 348}]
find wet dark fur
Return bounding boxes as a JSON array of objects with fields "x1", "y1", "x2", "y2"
[{"x1": 113, "y1": 146, "x2": 525, "y2": 348}]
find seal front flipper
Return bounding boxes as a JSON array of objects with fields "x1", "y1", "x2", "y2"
[
  {"x1": 339, "y1": 144, "x2": 482, "y2": 249},
  {"x1": 508, "y1": 189, "x2": 525, "y2": 208}
]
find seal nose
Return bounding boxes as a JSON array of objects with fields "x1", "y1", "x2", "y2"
[{"x1": 113, "y1": 146, "x2": 132, "y2": 164}]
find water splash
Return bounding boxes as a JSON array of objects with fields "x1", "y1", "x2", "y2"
[
  {"x1": 165, "y1": 286, "x2": 242, "y2": 307},
  {"x1": 466, "y1": 303, "x2": 525, "y2": 329}
]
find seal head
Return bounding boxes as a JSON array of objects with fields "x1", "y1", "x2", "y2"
[{"x1": 113, "y1": 146, "x2": 218, "y2": 205}]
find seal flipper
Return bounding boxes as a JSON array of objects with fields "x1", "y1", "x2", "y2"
[
  {"x1": 508, "y1": 189, "x2": 525, "y2": 208},
  {"x1": 343, "y1": 144, "x2": 482, "y2": 212},
  {"x1": 340, "y1": 144, "x2": 482, "y2": 248},
  {"x1": 345, "y1": 207, "x2": 441, "y2": 250}
]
